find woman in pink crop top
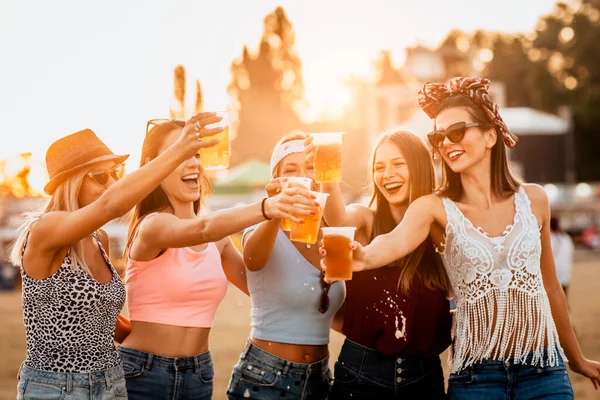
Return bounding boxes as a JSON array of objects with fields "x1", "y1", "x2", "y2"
[{"x1": 118, "y1": 119, "x2": 319, "y2": 400}]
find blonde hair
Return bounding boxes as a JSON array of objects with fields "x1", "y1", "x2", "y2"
[{"x1": 9, "y1": 169, "x2": 93, "y2": 273}]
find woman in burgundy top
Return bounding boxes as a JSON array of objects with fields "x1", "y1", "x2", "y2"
[{"x1": 306, "y1": 130, "x2": 452, "y2": 399}]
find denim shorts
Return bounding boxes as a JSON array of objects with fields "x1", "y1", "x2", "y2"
[
  {"x1": 227, "y1": 341, "x2": 332, "y2": 400},
  {"x1": 16, "y1": 363, "x2": 127, "y2": 400},
  {"x1": 448, "y1": 353, "x2": 573, "y2": 400},
  {"x1": 118, "y1": 346, "x2": 214, "y2": 400},
  {"x1": 330, "y1": 339, "x2": 446, "y2": 400}
]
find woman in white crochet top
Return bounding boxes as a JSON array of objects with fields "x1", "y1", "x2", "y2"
[{"x1": 324, "y1": 78, "x2": 600, "y2": 399}]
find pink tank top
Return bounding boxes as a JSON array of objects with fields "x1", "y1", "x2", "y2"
[{"x1": 126, "y1": 243, "x2": 228, "y2": 328}]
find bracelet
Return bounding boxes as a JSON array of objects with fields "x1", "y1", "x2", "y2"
[{"x1": 261, "y1": 198, "x2": 272, "y2": 220}]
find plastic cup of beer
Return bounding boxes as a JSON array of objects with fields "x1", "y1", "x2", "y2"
[
  {"x1": 200, "y1": 111, "x2": 230, "y2": 170},
  {"x1": 321, "y1": 227, "x2": 357, "y2": 281},
  {"x1": 311, "y1": 132, "x2": 344, "y2": 183},
  {"x1": 281, "y1": 177, "x2": 313, "y2": 232},
  {"x1": 289, "y1": 191, "x2": 329, "y2": 245}
]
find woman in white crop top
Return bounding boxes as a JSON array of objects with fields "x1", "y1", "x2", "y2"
[
  {"x1": 227, "y1": 131, "x2": 345, "y2": 400},
  {"x1": 324, "y1": 78, "x2": 600, "y2": 399},
  {"x1": 119, "y1": 119, "x2": 318, "y2": 400}
]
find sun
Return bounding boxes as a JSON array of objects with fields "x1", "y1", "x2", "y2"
[
  {"x1": 27, "y1": 161, "x2": 48, "y2": 196},
  {"x1": 303, "y1": 84, "x2": 353, "y2": 122}
]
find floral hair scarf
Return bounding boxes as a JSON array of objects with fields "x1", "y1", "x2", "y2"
[{"x1": 418, "y1": 77, "x2": 518, "y2": 148}]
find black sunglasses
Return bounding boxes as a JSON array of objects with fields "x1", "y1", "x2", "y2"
[
  {"x1": 146, "y1": 118, "x2": 186, "y2": 135},
  {"x1": 427, "y1": 122, "x2": 487, "y2": 149},
  {"x1": 87, "y1": 163, "x2": 125, "y2": 186},
  {"x1": 319, "y1": 271, "x2": 331, "y2": 314}
]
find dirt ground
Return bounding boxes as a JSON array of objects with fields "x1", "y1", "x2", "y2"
[{"x1": 1, "y1": 253, "x2": 599, "y2": 399}]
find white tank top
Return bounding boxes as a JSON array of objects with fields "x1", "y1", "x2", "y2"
[{"x1": 438, "y1": 187, "x2": 566, "y2": 373}]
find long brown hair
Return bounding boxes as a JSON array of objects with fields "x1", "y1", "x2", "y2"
[
  {"x1": 125, "y1": 121, "x2": 211, "y2": 255},
  {"x1": 369, "y1": 131, "x2": 451, "y2": 297},
  {"x1": 435, "y1": 96, "x2": 521, "y2": 201}
]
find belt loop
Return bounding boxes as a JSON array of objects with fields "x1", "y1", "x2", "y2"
[
  {"x1": 194, "y1": 355, "x2": 201, "y2": 374},
  {"x1": 282, "y1": 361, "x2": 291, "y2": 376},
  {"x1": 242, "y1": 341, "x2": 251, "y2": 359},
  {"x1": 66, "y1": 373, "x2": 73, "y2": 395},
  {"x1": 145, "y1": 353, "x2": 154, "y2": 371},
  {"x1": 105, "y1": 370, "x2": 112, "y2": 390}
]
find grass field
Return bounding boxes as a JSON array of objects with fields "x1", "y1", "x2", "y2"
[{"x1": 1, "y1": 254, "x2": 599, "y2": 399}]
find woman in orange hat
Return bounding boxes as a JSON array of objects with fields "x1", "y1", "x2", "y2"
[{"x1": 10, "y1": 112, "x2": 224, "y2": 399}]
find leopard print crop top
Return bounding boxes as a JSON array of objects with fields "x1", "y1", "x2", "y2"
[{"x1": 20, "y1": 232, "x2": 126, "y2": 372}]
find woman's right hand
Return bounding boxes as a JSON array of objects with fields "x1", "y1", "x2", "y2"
[
  {"x1": 263, "y1": 184, "x2": 319, "y2": 223},
  {"x1": 304, "y1": 135, "x2": 315, "y2": 165},
  {"x1": 319, "y1": 239, "x2": 368, "y2": 274},
  {"x1": 178, "y1": 112, "x2": 224, "y2": 158}
]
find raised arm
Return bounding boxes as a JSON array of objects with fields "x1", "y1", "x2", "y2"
[
  {"x1": 242, "y1": 178, "x2": 298, "y2": 272},
  {"x1": 242, "y1": 219, "x2": 281, "y2": 272},
  {"x1": 352, "y1": 194, "x2": 440, "y2": 271},
  {"x1": 31, "y1": 113, "x2": 222, "y2": 254},
  {"x1": 304, "y1": 136, "x2": 368, "y2": 229},
  {"x1": 528, "y1": 184, "x2": 600, "y2": 389},
  {"x1": 133, "y1": 181, "x2": 319, "y2": 259}
]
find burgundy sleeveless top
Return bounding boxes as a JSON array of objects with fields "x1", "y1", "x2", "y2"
[{"x1": 342, "y1": 241, "x2": 452, "y2": 357}]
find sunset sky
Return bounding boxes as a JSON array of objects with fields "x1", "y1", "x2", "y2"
[{"x1": 1, "y1": 0, "x2": 557, "y2": 192}]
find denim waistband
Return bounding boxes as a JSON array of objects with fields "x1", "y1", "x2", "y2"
[
  {"x1": 241, "y1": 341, "x2": 329, "y2": 375},
  {"x1": 118, "y1": 346, "x2": 212, "y2": 371},
  {"x1": 19, "y1": 363, "x2": 123, "y2": 388},
  {"x1": 464, "y1": 348, "x2": 566, "y2": 372},
  {"x1": 338, "y1": 338, "x2": 442, "y2": 386}
]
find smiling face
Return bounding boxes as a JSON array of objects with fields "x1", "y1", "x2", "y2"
[
  {"x1": 277, "y1": 151, "x2": 316, "y2": 189},
  {"x1": 158, "y1": 128, "x2": 203, "y2": 206},
  {"x1": 77, "y1": 160, "x2": 121, "y2": 208},
  {"x1": 435, "y1": 107, "x2": 497, "y2": 174},
  {"x1": 373, "y1": 140, "x2": 410, "y2": 206}
]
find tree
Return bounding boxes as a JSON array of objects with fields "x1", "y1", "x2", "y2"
[
  {"x1": 375, "y1": 50, "x2": 404, "y2": 86},
  {"x1": 170, "y1": 65, "x2": 186, "y2": 119},
  {"x1": 194, "y1": 80, "x2": 204, "y2": 113},
  {"x1": 228, "y1": 6, "x2": 304, "y2": 165},
  {"x1": 483, "y1": 34, "x2": 561, "y2": 111},
  {"x1": 531, "y1": 0, "x2": 600, "y2": 180}
]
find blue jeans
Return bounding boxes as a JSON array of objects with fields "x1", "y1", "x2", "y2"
[
  {"x1": 330, "y1": 339, "x2": 446, "y2": 399},
  {"x1": 118, "y1": 346, "x2": 214, "y2": 400},
  {"x1": 227, "y1": 341, "x2": 332, "y2": 399},
  {"x1": 16, "y1": 363, "x2": 127, "y2": 400},
  {"x1": 448, "y1": 356, "x2": 573, "y2": 400}
]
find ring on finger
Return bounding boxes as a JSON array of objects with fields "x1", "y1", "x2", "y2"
[{"x1": 194, "y1": 121, "x2": 201, "y2": 131}]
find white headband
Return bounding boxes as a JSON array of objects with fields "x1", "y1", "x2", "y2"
[{"x1": 269, "y1": 140, "x2": 306, "y2": 174}]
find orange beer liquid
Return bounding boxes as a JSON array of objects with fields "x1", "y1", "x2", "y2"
[
  {"x1": 289, "y1": 207, "x2": 323, "y2": 245},
  {"x1": 281, "y1": 181, "x2": 310, "y2": 231},
  {"x1": 323, "y1": 234, "x2": 353, "y2": 281},
  {"x1": 314, "y1": 143, "x2": 342, "y2": 183},
  {"x1": 200, "y1": 127, "x2": 230, "y2": 170}
]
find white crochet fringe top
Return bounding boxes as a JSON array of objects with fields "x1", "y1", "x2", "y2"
[{"x1": 437, "y1": 187, "x2": 566, "y2": 373}]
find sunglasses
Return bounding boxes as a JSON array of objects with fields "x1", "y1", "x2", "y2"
[
  {"x1": 87, "y1": 163, "x2": 125, "y2": 186},
  {"x1": 319, "y1": 271, "x2": 331, "y2": 314},
  {"x1": 146, "y1": 118, "x2": 185, "y2": 135},
  {"x1": 427, "y1": 122, "x2": 487, "y2": 149}
]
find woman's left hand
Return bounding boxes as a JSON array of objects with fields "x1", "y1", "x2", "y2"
[
  {"x1": 265, "y1": 178, "x2": 288, "y2": 198},
  {"x1": 569, "y1": 358, "x2": 600, "y2": 390}
]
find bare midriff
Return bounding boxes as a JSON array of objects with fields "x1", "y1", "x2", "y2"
[
  {"x1": 121, "y1": 321, "x2": 211, "y2": 357},
  {"x1": 250, "y1": 338, "x2": 329, "y2": 364}
]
